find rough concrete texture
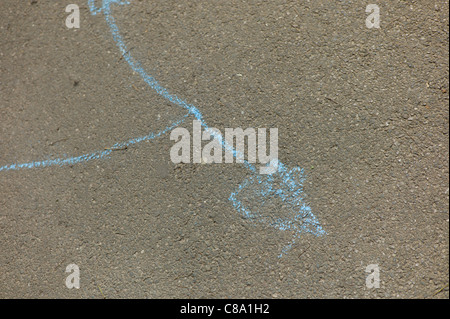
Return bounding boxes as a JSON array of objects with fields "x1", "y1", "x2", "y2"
[{"x1": 0, "y1": 0, "x2": 448, "y2": 298}]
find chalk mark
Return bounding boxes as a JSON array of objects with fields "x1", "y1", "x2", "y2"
[{"x1": 0, "y1": 0, "x2": 326, "y2": 256}]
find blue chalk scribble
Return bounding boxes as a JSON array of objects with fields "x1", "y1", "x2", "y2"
[
  {"x1": 0, "y1": 0, "x2": 326, "y2": 256},
  {"x1": 230, "y1": 163, "x2": 325, "y2": 257}
]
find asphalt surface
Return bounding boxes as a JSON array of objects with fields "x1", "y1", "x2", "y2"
[{"x1": 0, "y1": 0, "x2": 448, "y2": 298}]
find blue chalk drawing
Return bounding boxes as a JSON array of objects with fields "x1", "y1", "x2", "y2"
[
  {"x1": 0, "y1": 0, "x2": 325, "y2": 256},
  {"x1": 0, "y1": 115, "x2": 188, "y2": 171}
]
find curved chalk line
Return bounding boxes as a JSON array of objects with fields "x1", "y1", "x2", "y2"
[{"x1": 1, "y1": 0, "x2": 325, "y2": 256}]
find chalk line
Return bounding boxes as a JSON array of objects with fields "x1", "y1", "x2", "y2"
[{"x1": 1, "y1": 0, "x2": 325, "y2": 256}]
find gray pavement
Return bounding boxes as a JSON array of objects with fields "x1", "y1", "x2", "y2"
[{"x1": 0, "y1": 0, "x2": 448, "y2": 298}]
